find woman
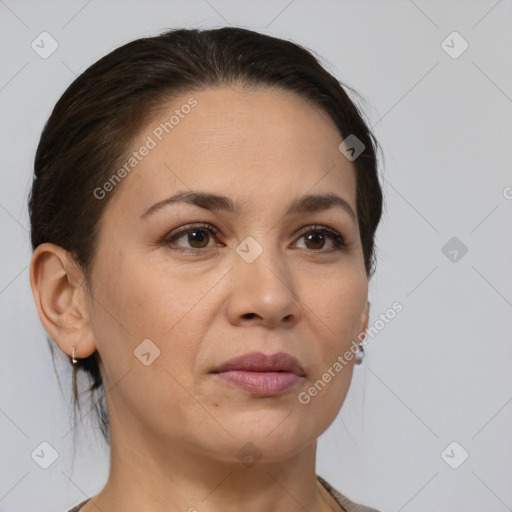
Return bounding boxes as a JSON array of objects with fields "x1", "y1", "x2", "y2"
[{"x1": 29, "y1": 27, "x2": 383, "y2": 512}]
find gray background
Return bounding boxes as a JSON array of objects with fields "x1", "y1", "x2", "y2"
[{"x1": 1, "y1": 1, "x2": 511, "y2": 511}]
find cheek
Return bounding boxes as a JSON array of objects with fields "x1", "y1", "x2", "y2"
[
  {"x1": 88, "y1": 253, "x2": 203, "y2": 379},
  {"x1": 304, "y1": 268, "x2": 367, "y2": 342},
  {"x1": 93, "y1": 248, "x2": 191, "y2": 330},
  {"x1": 89, "y1": 254, "x2": 215, "y2": 429},
  {"x1": 299, "y1": 269, "x2": 366, "y2": 409}
]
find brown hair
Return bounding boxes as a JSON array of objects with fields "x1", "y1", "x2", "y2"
[{"x1": 28, "y1": 26, "x2": 384, "y2": 446}]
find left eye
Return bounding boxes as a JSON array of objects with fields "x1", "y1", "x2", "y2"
[{"x1": 294, "y1": 226, "x2": 346, "y2": 251}]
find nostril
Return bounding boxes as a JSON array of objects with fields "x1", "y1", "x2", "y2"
[{"x1": 242, "y1": 313, "x2": 256, "y2": 320}]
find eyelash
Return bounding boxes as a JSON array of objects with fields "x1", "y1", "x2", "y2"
[{"x1": 160, "y1": 223, "x2": 347, "y2": 253}]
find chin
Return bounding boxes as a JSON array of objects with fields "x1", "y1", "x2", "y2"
[{"x1": 218, "y1": 414, "x2": 320, "y2": 463}]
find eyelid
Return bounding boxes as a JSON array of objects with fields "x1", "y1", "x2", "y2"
[
  {"x1": 295, "y1": 224, "x2": 342, "y2": 238},
  {"x1": 166, "y1": 222, "x2": 220, "y2": 238},
  {"x1": 160, "y1": 222, "x2": 222, "y2": 246}
]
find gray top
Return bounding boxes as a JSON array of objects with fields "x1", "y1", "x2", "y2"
[
  {"x1": 66, "y1": 475, "x2": 380, "y2": 512},
  {"x1": 317, "y1": 475, "x2": 381, "y2": 512}
]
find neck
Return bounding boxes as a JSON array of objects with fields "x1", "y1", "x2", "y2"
[{"x1": 82, "y1": 417, "x2": 340, "y2": 512}]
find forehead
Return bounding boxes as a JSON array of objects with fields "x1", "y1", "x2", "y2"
[{"x1": 105, "y1": 86, "x2": 356, "y2": 216}]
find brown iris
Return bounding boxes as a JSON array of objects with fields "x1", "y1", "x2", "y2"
[
  {"x1": 303, "y1": 231, "x2": 326, "y2": 250},
  {"x1": 187, "y1": 229, "x2": 210, "y2": 248}
]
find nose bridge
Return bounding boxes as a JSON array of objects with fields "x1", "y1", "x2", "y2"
[
  {"x1": 237, "y1": 234, "x2": 294, "y2": 291},
  {"x1": 228, "y1": 234, "x2": 301, "y2": 325}
]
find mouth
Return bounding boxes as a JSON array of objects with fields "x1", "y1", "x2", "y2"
[{"x1": 210, "y1": 352, "x2": 305, "y2": 397}]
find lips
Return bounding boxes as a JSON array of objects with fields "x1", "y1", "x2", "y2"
[
  {"x1": 212, "y1": 352, "x2": 305, "y2": 376},
  {"x1": 211, "y1": 352, "x2": 305, "y2": 396}
]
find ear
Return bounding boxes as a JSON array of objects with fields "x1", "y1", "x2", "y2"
[
  {"x1": 358, "y1": 300, "x2": 370, "y2": 340},
  {"x1": 29, "y1": 243, "x2": 97, "y2": 361}
]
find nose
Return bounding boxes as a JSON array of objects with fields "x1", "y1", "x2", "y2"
[{"x1": 225, "y1": 244, "x2": 302, "y2": 329}]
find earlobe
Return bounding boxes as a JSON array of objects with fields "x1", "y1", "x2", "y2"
[{"x1": 29, "y1": 243, "x2": 97, "y2": 360}]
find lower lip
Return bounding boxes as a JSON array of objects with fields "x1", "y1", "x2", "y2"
[{"x1": 214, "y1": 370, "x2": 303, "y2": 396}]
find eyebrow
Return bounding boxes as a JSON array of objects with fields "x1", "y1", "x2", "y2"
[{"x1": 140, "y1": 191, "x2": 356, "y2": 222}]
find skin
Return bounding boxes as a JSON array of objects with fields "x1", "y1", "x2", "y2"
[{"x1": 30, "y1": 85, "x2": 370, "y2": 512}]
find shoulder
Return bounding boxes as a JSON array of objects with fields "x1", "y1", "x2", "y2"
[
  {"x1": 317, "y1": 475, "x2": 381, "y2": 512},
  {"x1": 67, "y1": 480, "x2": 380, "y2": 512},
  {"x1": 65, "y1": 498, "x2": 90, "y2": 512}
]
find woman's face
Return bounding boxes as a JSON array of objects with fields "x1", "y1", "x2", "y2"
[{"x1": 86, "y1": 85, "x2": 369, "y2": 462}]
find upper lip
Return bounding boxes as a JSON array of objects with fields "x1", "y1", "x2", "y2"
[{"x1": 212, "y1": 352, "x2": 305, "y2": 376}]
